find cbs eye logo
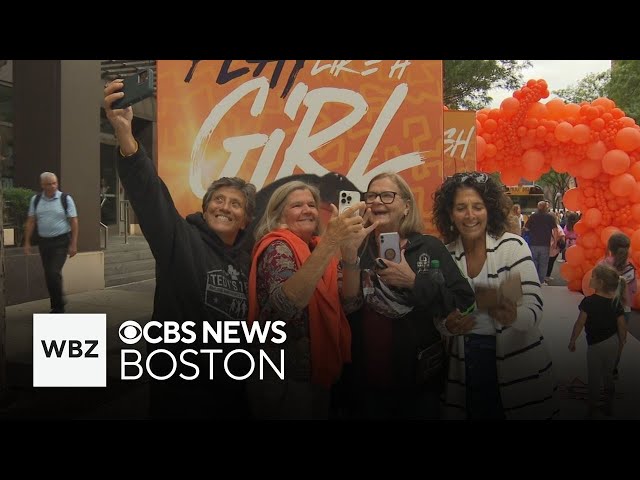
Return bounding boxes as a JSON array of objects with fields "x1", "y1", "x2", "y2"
[{"x1": 119, "y1": 320, "x2": 142, "y2": 345}]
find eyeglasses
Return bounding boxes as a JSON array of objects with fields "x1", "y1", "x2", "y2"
[
  {"x1": 364, "y1": 191, "x2": 398, "y2": 204},
  {"x1": 449, "y1": 172, "x2": 489, "y2": 184}
]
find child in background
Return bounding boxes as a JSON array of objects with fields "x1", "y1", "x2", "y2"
[
  {"x1": 560, "y1": 212, "x2": 578, "y2": 262},
  {"x1": 599, "y1": 232, "x2": 637, "y2": 378},
  {"x1": 568, "y1": 264, "x2": 627, "y2": 419}
]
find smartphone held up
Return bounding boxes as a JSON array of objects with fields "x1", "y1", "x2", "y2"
[
  {"x1": 110, "y1": 68, "x2": 155, "y2": 110},
  {"x1": 338, "y1": 190, "x2": 361, "y2": 216}
]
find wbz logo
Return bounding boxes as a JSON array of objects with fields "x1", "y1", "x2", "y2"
[{"x1": 33, "y1": 314, "x2": 106, "y2": 387}]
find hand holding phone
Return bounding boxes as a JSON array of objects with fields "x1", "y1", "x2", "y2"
[
  {"x1": 338, "y1": 190, "x2": 362, "y2": 216},
  {"x1": 110, "y1": 69, "x2": 155, "y2": 110},
  {"x1": 379, "y1": 232, "x2": 401, "y2": 264}
]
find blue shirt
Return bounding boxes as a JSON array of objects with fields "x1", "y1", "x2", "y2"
[{"x1": 28, "y1": 190, "x2": 78, "y2": 238}]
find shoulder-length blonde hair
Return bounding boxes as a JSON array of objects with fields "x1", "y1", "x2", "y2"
[
  {"x1": 253, "y1": 180, "x2": 322, "y2": 241},
  {"x1": 367, "y1": 172, "x2": 424, "y2": 237}
]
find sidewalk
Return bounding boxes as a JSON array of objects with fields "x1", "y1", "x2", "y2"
[
  {"x1": 1, "y1": 279, "x2": 639, "y2": 420},
  {"x1": 2, "y1": 280, "x2": 155, "y2": 419}
]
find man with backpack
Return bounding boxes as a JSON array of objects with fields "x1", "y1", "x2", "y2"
[{"x1": 23, "y1": 172, "x2": 78, "y2": 313}]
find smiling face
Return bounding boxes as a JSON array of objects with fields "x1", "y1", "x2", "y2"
[
  {"x1": 451, "y1": 187, "x2": 488, "y2": 242},
  {"x1": 280, "y1": 188, "x2": 319, "y2": 243},
  {"x1": 203, "y1": 186, "x2": 248, "y2": 245},
  {"x1": 367, "y1": 177, "x2": 409, "y2": 234}
]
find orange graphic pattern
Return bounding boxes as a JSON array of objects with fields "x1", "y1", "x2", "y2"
[{"x1": 157, "y1": 60, "x2": 443, "y2": 233}]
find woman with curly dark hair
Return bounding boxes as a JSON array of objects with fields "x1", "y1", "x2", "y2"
[{"x1": 432, "y1": 172, "x2": 558, "y2": 420}]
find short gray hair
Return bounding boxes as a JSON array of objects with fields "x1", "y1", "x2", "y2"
[
  {"x1": 40, "y1": 172, "x2": 57, "y2": 182},
  {"x1": 254, "y1": 181, "x2": 321, "y2": 241},
  {"x1": 202, "y1": 177, "x2": 257, "y2": 221}
]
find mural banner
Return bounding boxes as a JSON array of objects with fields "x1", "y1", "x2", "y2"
[
  {"x1": 443, "y1": 110, "x2": 477, "y2": 178},
  {"x1": 157, "y1": 60, "x2": 443, "y2": 230}
]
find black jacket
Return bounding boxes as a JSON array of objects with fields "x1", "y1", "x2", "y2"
[
  {"x1": 349, "y1": 232, "x2": 475, "y2": 389},
  {"x1": 117, "y1": 143, "x2": 251, "y2": 419}
]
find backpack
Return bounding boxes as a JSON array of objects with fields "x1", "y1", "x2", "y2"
[{"x1": 31, "y1": 192, "x2": 70, "y2": 245}]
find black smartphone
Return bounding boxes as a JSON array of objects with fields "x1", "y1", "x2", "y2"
[{"x1": 111, "y1": 68, "x2": 154, "y2": 109}]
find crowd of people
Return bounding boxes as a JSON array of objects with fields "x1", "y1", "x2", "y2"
[{"x1": 16, "y1": 82, "x2": 623, "y2": 420}]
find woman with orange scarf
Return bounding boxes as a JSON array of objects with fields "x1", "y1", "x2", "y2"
[{"x1": 246, "y1": 180, "x2": 374, "y2": 419}]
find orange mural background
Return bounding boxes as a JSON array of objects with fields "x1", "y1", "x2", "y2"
[
  {"x1": 443, "y1": 110, "x2": 477, "y2": 177},
  {"x1": 157, "y1": 60, "x2": 443, "y2": 233}
]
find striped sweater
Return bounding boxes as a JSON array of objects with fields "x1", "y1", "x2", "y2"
[{"x1": 443, "y1": 232, "x2": 559, "y2": 420}]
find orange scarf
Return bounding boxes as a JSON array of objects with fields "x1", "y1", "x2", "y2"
[{"x1": 247, "y1": 229, "x2": 351, "y2": 388}]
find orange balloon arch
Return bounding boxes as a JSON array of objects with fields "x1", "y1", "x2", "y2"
[{"x1": 476, "y1": 79, "x2": 640, "y2": 308}]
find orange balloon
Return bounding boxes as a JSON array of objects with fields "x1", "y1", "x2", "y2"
[
  {"x1": 551, "y1": 155, "x2": 569, "y2": 173},
  {"x1": 565, "y1": 244, "x2": 585, "y2": 266},
  {"x1": 579, "y1": 158, "x2": 602, "y2": 179},
  {"x1": 609, "y1": 173, "x2": 636, "y2": 197},
  {"x1": 568, "y1": 279, "x2": 583, "y2": 292},
  {"x1": 563, "y1": 188, "x2": 583, "y2": 211},
  {"x1": 554, "y1": 122, "x2": 573, "y2": 142},
  {"x1": 522, "y1": 149, "x2": 545, "y2": 172},
  {"x1": 615, "y1": 127, "x2": 640, "y2": 152},
  {"x1": 629, "y1": 162, "x2": 640, "y2": 181},
  {"x1": 564, "y1": 103, "x2": 581, "y2": 119},
  {"x1": 546, "y1": 98, "x2": 566, "y2": 120},
  {"x1": 501, "y1": 169, "x2": 521, "y2": 186},
  {"x1": 501, "y1": 97, "x2": 520, "y2": 117},
  {"x1": 586, "y1": 141, "x2": 607, "y2": 161},
  {"x1": 602, "y1": 149, "x2": 631, "y2": 175},
  {"x1": 571, "y1": 124, "x2": 591, "y2": 144},
  {"x1": 476, "y1": 135, "x2": 487, "y2": 162},
  {"x1": 583, "y1": 208, "x2": 603, "y2": 228},
  {"x1": 574, "y1": 220, "x2": 588, "y2": 235},
  {"x1": 631, "y1": 230, "x2": 640, "y2": 251}
]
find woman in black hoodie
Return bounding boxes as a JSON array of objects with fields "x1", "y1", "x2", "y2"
[{"x1": 104, "y1": 79, "x2": 257, "y2": 420}]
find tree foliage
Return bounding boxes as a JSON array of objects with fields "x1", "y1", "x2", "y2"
[
  {"x1": 608, "y1": 60, "x2": 640, "y2": 122},
  {"x1": 537, "y1": 169, "x2": 574, "y2": 210},
  {"x1": 443, "y1": 60, "x2": 532, "y2": 110},
  {"x1": 552, "y1": 70, "x2": 611, "y2": 104}
]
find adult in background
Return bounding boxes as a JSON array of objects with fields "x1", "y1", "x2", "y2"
[
  {"x1": 433, "y1": 172, "x2": 557, "y2": 420},
  {"x1": 545, "y1": 214, "x2": 565, "y2": 284},
  {"x1": 104, "y1": 79, "x2": 257, "y2": 420},
  {"x1": 23, "y1": 172, "x2": 78, "y2": 313},
  {"x1": 524, "y1": 201, "x2": 557, "y2": 284}
]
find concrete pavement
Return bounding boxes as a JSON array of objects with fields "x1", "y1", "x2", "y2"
[{"x1": 1, "y1": 277, "x2": 639, "y2": 420}]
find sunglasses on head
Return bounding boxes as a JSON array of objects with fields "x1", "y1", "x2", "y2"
[{"x1": 449, "y1": 172, "x2": 489, "y2": 184}]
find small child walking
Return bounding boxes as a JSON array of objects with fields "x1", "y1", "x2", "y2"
[
  {"x1": 568, "y1": 264, "x2": 627, "y2": 418},
  {"x1": 599, "y1": 232, "x2": 637, "y2": 378}
]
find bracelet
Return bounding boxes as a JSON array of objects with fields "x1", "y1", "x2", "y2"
[
  {"x1": 119, "y1": 140, "x2": 139, "y2": 158},
  {"x1": 342, "y1": 256, "x2": 360, "y2": 270}
]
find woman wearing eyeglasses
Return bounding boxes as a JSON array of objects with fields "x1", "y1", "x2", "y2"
[
  {"x1": 432, "y1": 172, "x2": 558, "y2": 420},
  {"x1": 338, "y1": 172, "x2": 475, "y2": 419}
]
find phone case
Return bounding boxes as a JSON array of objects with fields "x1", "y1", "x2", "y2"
[
  {"x1": 338, "y1": 190, "x2": 361, "y2": 215},
  {"x1": 379, "y1": 232, "x2": 401, "y2": 263},
  {"x1": 111, "y1": 68, "x2": 155, "y2": 109}
]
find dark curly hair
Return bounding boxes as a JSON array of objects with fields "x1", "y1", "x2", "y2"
[{"x1": 432, "y1": 172, "x2": 511, "y2": 244}]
